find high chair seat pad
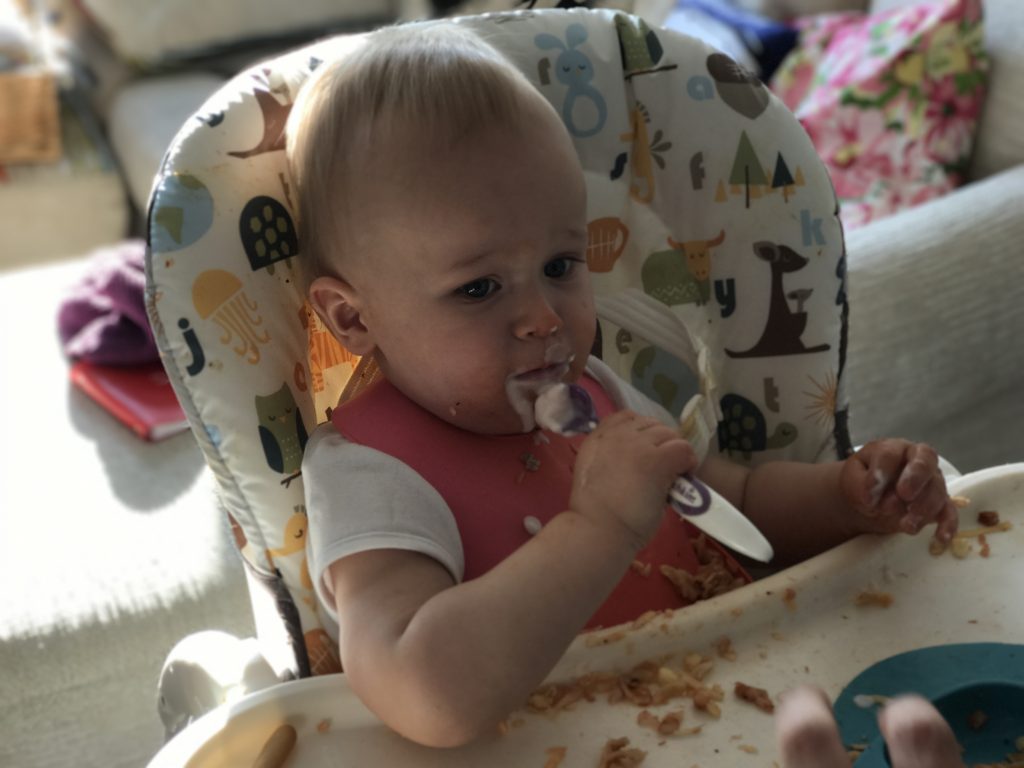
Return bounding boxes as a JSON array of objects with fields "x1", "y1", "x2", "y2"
[{"x1": 147, "y1": 8, "x2": 849, "y2": 675}]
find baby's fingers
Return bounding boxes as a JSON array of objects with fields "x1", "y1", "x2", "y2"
[
  {"x1": 933, "y1": 500, "x2": 959, "y2": 543},
  {"x1": 899, "y1": 475, "x2": 951, "y2": 534},
  {"x1": 879, "y1": 696, "x2": 966, "y2": 768},
  {"x1": 775, "y1": 687, "x2": 849, "y2": 768},
  {"x1": 894, "y1": 443, "x2": 940, "y2": 503}
]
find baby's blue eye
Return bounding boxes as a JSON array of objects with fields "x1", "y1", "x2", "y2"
[
  {"x1": 544, "y1": 256, "x2": 576, "y2": 279},
  {"x1": 457, "y1": 278, "x2": 498, "y2": 300}
]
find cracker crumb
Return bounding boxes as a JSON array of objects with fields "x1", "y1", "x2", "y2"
[
  {"x1": 316, "y1": 718, "x2": 331, "y2": 734},
  {"x1": 782, "y1": 588, "x2": 797, "y2": 611},
  {"x1": 738, "y1": 744, "x2": 759, "y2": 754},
  {"x1": 630, "y1": 610, "x2": 669, "y2": 632},
  {"x1": 979, "y1": 533, "x2": 991, "y2": 558},
  {"x1": 714, "y1": 636, "x2": 737, "y2": 662},
  {"x1": 585, "y1": 630, "x2": 628, "y2": 648},
  {"x1": 734, "y1": 682, "x2": 775, "y2": 713},
  {"x1": 637, "y1": 709, "x2": 687, "y2": 736},
  {"x1": 598, "y1": 737, "x2": 647, "y2": 768},
  {"x1": 967, "y1": 709, "x2": 988, "y2": 731},
  {"x1": 854, "y1": 590, "x2": 894, "y2": 608},
  {"x1": 950, "y1": 495, "x2": 971, "y2": 508},
  {"x1": 977, "y1": 510, "x2": 1000, "y2": 527},
  {"x1": 956, "y1": 521, "x2": 1013, "y2": 539},
  {"x1": 951, "y1": 537, "x2": 972, "y2": 559},
  {"x1": 660, "y1": 535, "x2": 746, "y2": 604},
  {"x1": 853, "y1": 693, "x2": 891, "y2": 709},
  {"x1": 847, "y1": 743, "x2": 868, "y2": 762},
  {"x1": 693, "y1": 685, "x2": 724, "y2": 718},
  {"x1": 543, "y1": 746, "x2": 567, "y2": 768}
]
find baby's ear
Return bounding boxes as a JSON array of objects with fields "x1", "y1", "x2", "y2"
[{"x1": 308, "y1": 276, "x2": 375, "y2": 356}]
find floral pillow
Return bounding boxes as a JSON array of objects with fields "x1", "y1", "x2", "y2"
[{"x1": 770, "y1": 0, "x2": 988, "y2": 229}]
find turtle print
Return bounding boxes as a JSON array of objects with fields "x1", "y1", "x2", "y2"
[
  {"x1": 239, "y1": 195, "x2": 298, "y2": 274},
  {"x1": 718, "y1": 393, "x2": 797, "y2": 460}
]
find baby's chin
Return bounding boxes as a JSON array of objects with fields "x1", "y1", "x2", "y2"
[{"x1": 439, "y1": 405, "x2": 534, "y2": 436}]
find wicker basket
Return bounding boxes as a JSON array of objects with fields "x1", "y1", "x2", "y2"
[{"x1": 0, "y1": 68, "x2": 61, "y2": 164}]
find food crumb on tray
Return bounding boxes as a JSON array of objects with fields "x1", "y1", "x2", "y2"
[
  {"x1": 977, "y1": 510, "x2": 1001, "y2": 526},
  {"x1": 527, "y1": 647, "x2": 726, "y2": 717},
  {"x1": 714, "y1": 636, "x2": 737, "y2": 661},
  {"x1": 660, "y1": 535, "x2": 746, "y2": 604},
  {"x1": 598, "y1": 737, "x2": 647, "y2": 768},
  {"x1": 734, "y1": 682, "x2": 775, "y2": 713},
  {"x1": 854, "y1": 590, "x2": 894, "y2": 608},
  {"x1": 543, "y1": 746, "x2": 567, "y2": 768},
  {"x1": 782, "y1": 588, "x2": 797, "y2": 611},
  {"x1": 636, "y1": 709, "x2": 697, "y2": 736},
  {"x1": 930, "y1": 513, "x2": 1011, "y2": 558}
]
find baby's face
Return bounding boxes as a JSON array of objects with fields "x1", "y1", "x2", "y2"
[{"x1": 346, "y1": 105, "x2": 594, "y2": 434}]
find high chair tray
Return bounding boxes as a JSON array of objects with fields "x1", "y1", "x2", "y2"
[{"x1": 149, "y1": 464, "x2": 1024, "y2": 768}]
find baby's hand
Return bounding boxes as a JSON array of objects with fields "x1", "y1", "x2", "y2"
[
  {"x1": 776, "y1": 686, "x2": 965, "y2": 768},
  {"x1": 839, "y1": 439, "x2": 958, "y2": 542},
  {"x1": 570, "y1": 410, "x2": 697, "y2": 550}
]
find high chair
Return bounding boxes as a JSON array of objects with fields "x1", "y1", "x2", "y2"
[{"x1": 145, "y1": 6, "x2": 851, "y2": 733}]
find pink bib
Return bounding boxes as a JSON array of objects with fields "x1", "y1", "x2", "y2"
[{"x1": 333, "y1": 374, "x2": 745, "y2": 629}]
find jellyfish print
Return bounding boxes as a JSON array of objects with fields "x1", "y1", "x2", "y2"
[{"x1": 192, "y1": 269, "x2": 271, "y2": 364}]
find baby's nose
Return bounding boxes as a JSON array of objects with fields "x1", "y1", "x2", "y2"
[{"x1": 515, "y1": 295, "x2": 562, "y2": 339}]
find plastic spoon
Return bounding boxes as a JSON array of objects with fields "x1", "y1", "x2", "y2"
[{"x1": 534, "y1": 382, "x2": 774, "y2": 562}]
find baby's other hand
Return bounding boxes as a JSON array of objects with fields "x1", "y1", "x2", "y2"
[
  {"x1": 840, "y1": 439, "x2": 958, "y2": 543},
  {"x1": 571, "y1": 410, "x2": 696, "y2": 550},
  {"x1": 776, "y1": 686, "x2": 965, "y2": 768}
]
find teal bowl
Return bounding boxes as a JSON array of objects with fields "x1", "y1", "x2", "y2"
[
  {"x1": 834, "y1": 644, "x2": 1024, "y2": 766},
  {"x1": 854, "y1": 681, "x2": 1024, "y2": 767}
]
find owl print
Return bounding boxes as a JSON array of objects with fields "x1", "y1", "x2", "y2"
[{"x1": 255, "y1": 383, "x2": 308, "y2": 486}]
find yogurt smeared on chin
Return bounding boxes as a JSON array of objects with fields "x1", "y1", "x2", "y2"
[{"x1": 504, "y1": 348, "x2": 574, "y2": 432}]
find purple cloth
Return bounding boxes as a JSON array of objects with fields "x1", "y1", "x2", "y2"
[{"x1": 57, "y1": 239, "x2": 159, "y2": 366}]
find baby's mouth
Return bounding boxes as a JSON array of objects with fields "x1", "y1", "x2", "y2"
[
  {"x1": 505, "y1": 355, "x2": 574, "y2": 432},
  {"x1": 513, "y1": 361, "x2": 570, "y2": 383}
]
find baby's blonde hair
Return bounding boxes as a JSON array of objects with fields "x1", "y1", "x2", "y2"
[{"x1": 286, "y1": 21, "x2": 539, "y2": 285}]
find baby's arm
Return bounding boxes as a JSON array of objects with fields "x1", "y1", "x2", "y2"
[
  {"x1": 328, "y1": 410, "x2": 695, "y2": 748},
  {"x1": 700, "y1": 439, "x2": 956, "y2": 565}
]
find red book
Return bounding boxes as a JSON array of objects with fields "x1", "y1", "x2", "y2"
[{"x1": 70, "y1": 360, "x2": 190, "y2": 441}]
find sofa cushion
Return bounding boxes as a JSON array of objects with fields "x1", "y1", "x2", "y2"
[
  {"x1": 960, "y1": 0, "x2": 1024, "y2": 178},
  {"x1": 107, "y1": 74, "x2": 226, "y2": 211},
  {"x1": 771, "y1": 0, "x2": 988, "y2": 229},
  {"x1": 75, "y1": 0, "x2": 392, "y2": 66}
]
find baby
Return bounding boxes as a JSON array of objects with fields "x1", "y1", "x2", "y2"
[{"x1": 286, "y1": 21, "x2": 957, "y2": 747}]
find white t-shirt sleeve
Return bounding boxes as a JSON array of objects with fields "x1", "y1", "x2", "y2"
[{"x1": 302, "y1": 423, "x2": 465, "y2": 630}]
